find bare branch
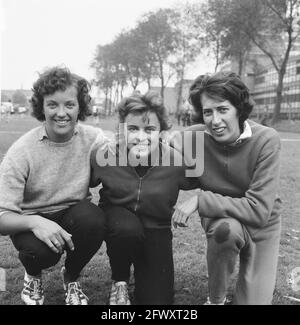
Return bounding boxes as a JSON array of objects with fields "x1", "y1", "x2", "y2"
[
  {"x1": 262, "y1": 0, "x2": 288, "y2": 25},
  {"x1": 246, "y1": 32, "x2": 280, "y2": 72},
  {"x1": 165, "y1": 67, "x2": 175, "y2": 86},
  {"x1": 291, "y1": 29, "x2": 300, "y2": 43}
]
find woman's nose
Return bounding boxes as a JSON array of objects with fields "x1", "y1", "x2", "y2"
[
  {"x1": 212, "y1": 111, "x2": 221, "y2": 125},
  {"x1": 57, "y1": 105, "x2": 67, "y2": 117},
  {"x1": 136, "y1": 129, "x2": 148, "y2": 142}
]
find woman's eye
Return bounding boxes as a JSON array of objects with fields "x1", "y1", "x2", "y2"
[
  {"x1": 128, "y1": 127, "x2": 138, "y2": 132},
  {"x1": 217, "y1": 106, "x2": 229, "y2": 113},
  {"x1": 145, "y1": 128, "x2": 156, "y2": 133},
  {"x1": 203, "y1": 110, "x2": 212, "y2": 116}
]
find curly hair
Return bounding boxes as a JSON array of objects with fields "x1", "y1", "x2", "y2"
[
  {"x1": 118, "y1": 91, "x2": 171, "y2": 131},
  {"x1": 189, "y1": 71, "x2": 254, "y2": 131},
  {"x1": 30, "y1": 66, "x2": 91, "y2": 121}
]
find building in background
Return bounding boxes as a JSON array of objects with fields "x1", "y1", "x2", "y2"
[
  {"x1": 220, "y1": 34, "x2": 300, "y2": 119},
  {"x1": 251, "y1": 55, "x2": 300, "y2": 120}
]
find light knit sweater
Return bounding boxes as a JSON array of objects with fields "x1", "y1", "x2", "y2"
[{"x1": 0, "y1": 123, "x2": 105, "y2": 217}]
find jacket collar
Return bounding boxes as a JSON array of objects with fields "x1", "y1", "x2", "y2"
[
  {"x1": 234, "y1": 121, "x2": 252, "y2": 145},
  {"x1": 204, "y1": 120, "x2": 252, "y2": 146}
]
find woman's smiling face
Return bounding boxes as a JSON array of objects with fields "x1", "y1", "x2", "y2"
[
  {"x1": 125, "y1": 112, "x2": 161, "y2": 161},
  {"x1": 201, "y1": 93, "x2": 241, "y2": 145},
  {"x1": 43, "y1": 86, "x2": 79, "y2": 143}
]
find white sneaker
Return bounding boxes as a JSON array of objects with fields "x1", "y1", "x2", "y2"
[
  {"x1": 61, "y1": 266, "x2": 88, "y2": 305},
  {"x1": 21, "y1": 272, "x2": 44, "y2": 305},
  {"x1": 203, "y1": 297, "x2": 227, "y2": 305},
  {"x1": 109, "y1": 281, "x2": 131, "y2": 305}
]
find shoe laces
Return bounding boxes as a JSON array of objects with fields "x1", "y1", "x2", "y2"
[
  {"x1": 115, "y1": 282, "x2": 129, "y2": 303},
  {"x1": 24, "y1": 278, "x2": 43, "y2": 300},
  {"x1": 204, "y1": 297, "x2": 227, "y2": 305},
  {"x1": 65, "y1": 282, "x2": 88, "y2": 305}
]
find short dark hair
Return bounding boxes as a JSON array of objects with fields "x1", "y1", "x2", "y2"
[
  {"x1": 118, "y1": 91, "x2": 171, "y2": 131},
  {"x1": 30, "y1": 66, "x2": 91, "y2": 121},
  {"x1": 189, "y1": 71, "x2": 254, "y2": 131}
]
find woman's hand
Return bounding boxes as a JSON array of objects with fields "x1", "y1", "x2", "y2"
[
  {"x1": 29, "y1": 215, "x2": 74, "y2": 254},
  {"x1": 172, "y1": 195, "x2": 199, "y2": 228}
]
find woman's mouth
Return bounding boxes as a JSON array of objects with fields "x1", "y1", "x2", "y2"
[
  {"x1": 54, "y1": 119, "x2": 70, "y2": 126},
  {"x1": 213, "y1": 127, "x2": 226, "y2": 135},
  {"x1": 134, "y1": 144, "x2": 149, "y2": 151}
]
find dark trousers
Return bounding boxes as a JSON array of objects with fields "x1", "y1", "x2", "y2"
[
  {"x1": 11, "y1": 199, "x2": 106, "y2": 281},
  {"x1": 105, "y1": 206, "x2": 174, "y2": 305}
]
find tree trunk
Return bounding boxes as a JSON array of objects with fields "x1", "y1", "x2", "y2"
[
  {"x1": 127, "y1": 65, "x2": 138, "y2": 90},
  {"x1": 214, "y1": 56, "x2": 219, "y2": 73},
  {"x1": 238, "y1": 51, "x2": 244, "y2": 76},
  {"x1": 160, "y1": 80, "x2": 165, "y2": 104},
  {"x1": 114, "y1": 83, "x2": 119, "y2": 107},
  {"x1": 271, "y1": 71, "x2": 284, "y2": 124},
  {"x1": 132, "y1": 79, "x2": 138, "y2": 90},
  {"x1": 109, "y1": 87, "x2": 113, "y2": 115},
  {"x1": 159, "y1": 59, "x2": 165, "y2": 103},
  {"x1": 147, "y1": 63, "x2": 153, "y2": 90},
  {"x1": 104, "y1": 88, "x2": 108, "y2": 114},
  {"x1": 214, "y1": 39, "x2": 221, "y2": 72},
  {"x1": 129, "y1": 76, "x2": 138, "y2": 90},
  {"x1": 176, "y1": 69, "x2": 184, "y2": 116},
  {"x1": 271, "y1": 34, "x2": 292, "y2": 124},
  {"x1": 147, "y1": 77, "x2": 151, "y2": 90},
  {"x1": 120, "y1": 84, "x2": 124, "y2": 99}
]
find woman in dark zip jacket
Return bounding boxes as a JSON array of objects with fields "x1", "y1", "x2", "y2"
[{"x1": 90, "y1": 91, "x2": 199, "y2": 305}]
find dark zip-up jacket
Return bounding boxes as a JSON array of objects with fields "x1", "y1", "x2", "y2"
[{"x1": 90, "y1": 142, "x2": 199, "y2": 229}]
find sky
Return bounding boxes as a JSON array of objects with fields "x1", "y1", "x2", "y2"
[{"x1": 0, "y1": 0, "x2": 214, "y2": 92}]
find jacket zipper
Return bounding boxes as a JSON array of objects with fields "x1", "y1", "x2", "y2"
[
  {"x1": 133, "y1": 166, "x2": 155, "y2": 213},
  {"x1": 134, "y1": 177, "x2": 142, "y2": 212}
]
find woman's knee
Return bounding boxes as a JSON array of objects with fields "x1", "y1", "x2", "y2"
[
  {"x1": 65, "y1": 200, "x2": 106, "y2": 236},
  {"x1": 106, "y1": 206, "x2": 144, "y2": 240},
  {"x1": 19, "y1": 243, "x2": 61, "y2": 270},
  {"x1": 206, "y1": 218, "x2": 245, "y2": 249}
]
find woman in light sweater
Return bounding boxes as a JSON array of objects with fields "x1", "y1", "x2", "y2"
[
  {"x1": 172, "y1": 72, "x2": 281, "y2": 305},
  {"x1": 0, "y1": 67, "x2": 106, "y2": 305}
]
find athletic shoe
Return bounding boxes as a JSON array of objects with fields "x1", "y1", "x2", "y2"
[
  {"x1": 203, "y1": 297, "x2": 228, "y2": 305},
  {"x1": 109, "y1": 281, "x2": 131, "y2": 305},
  {"x1": 61, "y1": 266, "x2": 88, "y2": 305},
  {"x1": 21, "y1": 272, "x2": 44, "y2": 305}
]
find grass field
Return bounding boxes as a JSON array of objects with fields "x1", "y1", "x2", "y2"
[{"x1": 0, "y1": 115, "x2": 300, "y2": 305}]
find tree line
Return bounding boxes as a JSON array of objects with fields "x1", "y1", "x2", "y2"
[{"x1": 91, "y1": 0, "x2": 300, "y2": 124}]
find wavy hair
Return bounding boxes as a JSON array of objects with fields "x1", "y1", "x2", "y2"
[
  {"x1": 189, "y1": 71, "x2": 254, "y2": 131},
  {"x1": 30, "y1": 66, "x2": 91, "y2": 121},
  {"x1": 118, "y1": 91, "x2": 171, "y2": 131}
]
